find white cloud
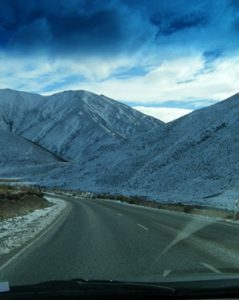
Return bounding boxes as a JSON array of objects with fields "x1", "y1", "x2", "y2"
[
  {"x1": 61, "y1": 54, "x2": 239, "y2": 106},
  {"x1": 133, "y1": 106, "x2": 193, "y2": 122},
  {"x1": 0, "y1": 53, "x2": 134, "y2": 93},
  {"x1": 0, "y1": 52, "x2": 239, "y2": 110}
]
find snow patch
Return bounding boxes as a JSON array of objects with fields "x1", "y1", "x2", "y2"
[{"x1": 0, "y1": 197, "x2": 66, "y2": 256}]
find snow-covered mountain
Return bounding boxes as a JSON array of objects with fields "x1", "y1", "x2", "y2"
[
  {"x1": 36, "y1": 92, "x2": 239, "y2": 209},
  {"x1": 0, "y1": 89, "x2": 162, "y2": 161},
  {"x1": 0, "y1": 129, "x2": 60, "y2": 165},
  {"x1": 0, "y1": 88, "x2": 238, "y2": 209},
  {"x1": 92, "y1": 93, "x2": 239, "y2": 208}
]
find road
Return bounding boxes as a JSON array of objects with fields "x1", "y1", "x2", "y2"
[{"x1": 1, "y1": 196, "x2": 239, "y2": 285}]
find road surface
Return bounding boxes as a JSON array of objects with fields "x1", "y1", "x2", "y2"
[{"x1": 1, "y1": 196, "x2": 239, "y2": 285}]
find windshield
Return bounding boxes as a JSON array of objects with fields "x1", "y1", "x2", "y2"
[{"x1": 0, "y1": 0, "x2": 239, "y2": 289}]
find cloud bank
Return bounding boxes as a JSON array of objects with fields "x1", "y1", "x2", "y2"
[{"x1": 0, "y1": 0, "x2": 239, "y2": 120}]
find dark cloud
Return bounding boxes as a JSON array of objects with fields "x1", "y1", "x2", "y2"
[
  {"x1": 229, "y1": 0, "x2": 239, "y2": 9},
  {"x1": 203, "y1": 49, "x2": 222, "y2": 64},
  {"x1": 8, "y1": 9, "x2": 122, "y2": 56},
  {"x1": 0, "y1": 0, "x2": 142, "y2": 57},
  {"x1": 0, "y1": 0, "x2": 238, "y2": 60},
  {"x1": 52, "y1": 11, "x2": 122, "y2": 54},
  {"x1": 150, "y1": 12, "x2": 207, "y2": 36}
]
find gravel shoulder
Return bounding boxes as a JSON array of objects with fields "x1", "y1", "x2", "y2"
[{"x1": 0, "y1": 196, "x2": 67, "y2": 267}]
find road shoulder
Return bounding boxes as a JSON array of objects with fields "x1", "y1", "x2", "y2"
[{"x1": 0, "y1": 196, "x2": 71, "y2": 272}]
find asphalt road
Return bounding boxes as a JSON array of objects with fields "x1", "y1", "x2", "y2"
[{"x1": 1, "y1": 196, "x2": 239, "y2": 285}]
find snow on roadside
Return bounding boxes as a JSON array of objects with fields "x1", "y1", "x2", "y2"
[{"x1": 0, "y1": 197, "x2": 66, "y2": 256}]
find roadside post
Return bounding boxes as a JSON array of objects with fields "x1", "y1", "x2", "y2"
[{"x1": 233, "y1": 199, "x2": 239, "y2": 220}]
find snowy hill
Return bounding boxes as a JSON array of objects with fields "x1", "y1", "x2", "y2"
[
  {"x1": 90, "y1": 93, "x2": 239, "y2": 208},
  {"x1": 0, "y1": 89, "x2": 162, "y2": 161},
  {"x1": 0, "y1": 128, "x2": 60, "y2": 169},
  {"x1": 0, "y1": 88, "x2": 238, "y2": 209},
  {"x1": 29, "y1": 92, "x2": 238, "y2": 209}
]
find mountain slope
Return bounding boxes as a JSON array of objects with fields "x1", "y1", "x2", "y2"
[
  {"x1": 0, "y1": 129, "x2": 59, "y2": 166},
  {"x1": 0, "y1": 88, "x2": 238, "y2": 209},
  {"x1": 0, "y1": 89, "x2": 163, "y2": 161},
  {"x1": 94, "y1": 93, "x2": 239, "y2": 208},
  {"x1": 32, "y1": 93, "x2": 238, "y2": 209}
]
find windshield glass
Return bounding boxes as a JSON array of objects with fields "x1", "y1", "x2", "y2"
[{"x1": 0, "y1": 0, "x2": 239, "y2": 288}]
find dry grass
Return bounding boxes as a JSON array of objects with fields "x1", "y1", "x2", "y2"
[
  {"x1": 0, "y1": 185, "x2": 51, "y2": 221},
  {"x1": 94, "y1": 192, "x2": 236, "y2": 220},
  {"x1": 0, "y1": 178, "x2": 20, "y2": 182}
]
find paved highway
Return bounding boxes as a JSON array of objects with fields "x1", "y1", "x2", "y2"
[{"x1": 1, "y1": 196, "x2": 239, "y2": 285}]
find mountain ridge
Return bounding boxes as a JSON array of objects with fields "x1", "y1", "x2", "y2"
[
  {"x1": 0, "y1": 89, "x2": 163, "y2": 161},
  {"x1": 0, "y1": 89, "x2": 238, "y2": 209}
]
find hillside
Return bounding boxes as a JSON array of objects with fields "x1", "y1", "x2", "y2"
[
  {"x1": 0, "y1": 89, "x2": 162, "y2": 161},
  {"x1": 31, "y1": 93, "x2": 238, "y2": 209},
  {"x1": 0, "y1": 89, "x2": 238, "y2": 209},
  {"x1": 0, "y1": 129, "x2": 59, "y2": 166},
  {"x1": 93, "y1": 93, "x2": 239, "y2": 208}
]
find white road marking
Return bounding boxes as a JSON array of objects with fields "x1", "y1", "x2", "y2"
[
  {"x1": 163, "y1": 269, "x2": 172, "y2": 278},
  {"x1": 117, "y1": 213, "x2": 123, "y2": 216},
  {"x1": 200, "y1": 262, "x2": 222, "y2": 274},
  {"x1": 137, "y1": 223, "x2": 149, "y2": 231}
]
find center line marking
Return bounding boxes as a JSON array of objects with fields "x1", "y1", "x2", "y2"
[
  {"x1": 200, "y1": 262, "x2": 221, "y2": 274},
  {"x1": 137, "y1": 223, "x2": 149, "y2": 231}
]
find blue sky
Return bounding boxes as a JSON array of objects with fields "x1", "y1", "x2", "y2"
[{"x1": 0, "y1": 0, "x2": 239, "y2": 121}]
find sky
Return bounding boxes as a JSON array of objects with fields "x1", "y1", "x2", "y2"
[{"x1": 0, "y1": 0, "x2": 239, "y2": 122}]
